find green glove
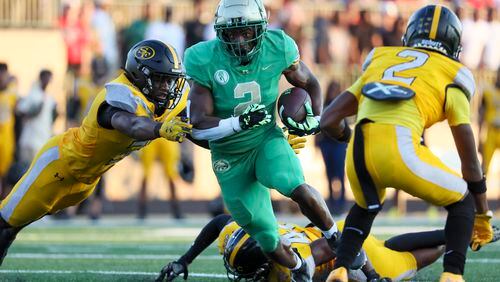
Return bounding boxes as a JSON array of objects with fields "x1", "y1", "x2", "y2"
[
  {"x1": 239, "y1": 104, "x2": 272, "y2": 130},
  {"x1": 286, "y1": 102, "x2": 320, "y2": 136}
]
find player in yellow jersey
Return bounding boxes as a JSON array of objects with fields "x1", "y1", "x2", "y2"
[
  {"x1": 0, "y1": 63, "x2": 18, "y2": 198},
  {"x1": 0, "y1": 40, "x2": 192, "y2": 266},
  {"x1": 138, "y1": 138, "x2": 182, "y2": 219},
  {"x1": 155, "y1": 214, "x2": 500, "y2": 282},
  {"x1": 320, "y1": 5, "x2": 493, "y2": 282},
  {"x1": 479, "y1": 68, "x2": 500, "y2": 177}
]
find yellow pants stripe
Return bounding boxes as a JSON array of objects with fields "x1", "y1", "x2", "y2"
[
  {"x1": 0, "y1": 146, "x2": 59, "y2": 221},
  {"x1": 396, "y1": 126, "x2": 466, "y2": 194}
]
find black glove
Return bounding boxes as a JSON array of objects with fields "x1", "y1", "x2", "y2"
[
  {"x1": 239, "y1": 104, "x2": 272, "y2": 130},
  {"x1": 155, "y1": 261, "x2": 188, "y2": 282}
]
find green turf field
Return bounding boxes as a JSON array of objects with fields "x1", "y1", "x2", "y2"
[{"x1": 1, "y1": 216, "x2": 499, "y2": 281}]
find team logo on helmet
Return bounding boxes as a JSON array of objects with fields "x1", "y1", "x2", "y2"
[
  {"x1": 213, "y1": 159, "x2": 230, "y2": 173},
  {"x1": 134, "y1": 46, "x2": 155, "y2": 60},
  {"x1": 214, "y1": 70, "x2": 229, "y2": 85}
]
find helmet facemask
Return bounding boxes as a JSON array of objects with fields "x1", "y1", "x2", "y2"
[{"x1": 215, "y1": 20, "x2": 267, "y2": 65}]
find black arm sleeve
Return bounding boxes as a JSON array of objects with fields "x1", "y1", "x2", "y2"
[
  {"x1": 384, "y1": 230, "x2": 445, "y2": 252},
  {"x1": 186, "y1": 134, "x2": 210, "y2": 150},
  {"x1": 96, "y1": 102, "x2": 125, "y2": 129},
  {"x1": 177, "y1": 214, "x2": 232, "y2": 265}
]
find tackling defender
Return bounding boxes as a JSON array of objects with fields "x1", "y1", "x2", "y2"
[
  {"x1": 320, "y1": 5, "x2": 493, "y2": 282},
  {"x1": 155, "y1": 214, "x2": 500, "y2": 282},
  {"x1": 186, "y1": 0, "x2": 344, "y2": 280},
  {"x1": 0, "y1": 40, "x2": 191, "y2": 265}
]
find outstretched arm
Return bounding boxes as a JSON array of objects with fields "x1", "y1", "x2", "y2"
[
  {"x1": 320, "y1": 91, "x2": 358, "y2": 142},
  {"x1": 156, "y1": 214, "x2": 233, "y2": 281}
]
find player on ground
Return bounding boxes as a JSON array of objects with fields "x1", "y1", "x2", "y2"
[
  {"x1": 186, "y1": 0, "x2": 345, "y2": 280},
  {"x1": 155, "y1": 214, "x2": 500, "y2": 282},
  {"x1": 0, "y1": 40, "x2": 191, "y2": 266},
  {"x1": 320, "y1": 5, "x2": 493, "y2": 282}
]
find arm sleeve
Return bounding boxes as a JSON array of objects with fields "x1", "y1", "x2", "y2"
[
  {"x1": 96, "y1": 102, "x2": 127, "y2": 129},
  {"x1": 346, "y1": 77, "x2": 364, "y2": 101},
  {"x1": 283, "y1": 32, "x2": 300, "y2": 69},
  {"x1": 445, "y1": 87, "x2": 471, "y2": 126},
  {"x1": 177, "y1": 214, "x2": 233, "y2": 265}
]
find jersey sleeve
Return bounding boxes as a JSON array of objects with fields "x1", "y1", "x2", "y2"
[
  {"x1": 282, "y1": 32, "x2": 300, "y2": 69},
  {"x1": 362, "y1": 48, "x2": 375, "y2": 71},
  {"x1": 104, "y1": 83, "x2": 138, "y2": 113},
  {"x1": 453, "y1": 66, "x2": 476, "y2": 100},
  {"x1": 347, "y1": 77, "x2": 364, "y2": 101},
  {"x1": 445, "y1": 87, "x2": 471, "y2": 126},
  {"x1": 184, "y1": 46, "x2": 213, "y2": 90}
]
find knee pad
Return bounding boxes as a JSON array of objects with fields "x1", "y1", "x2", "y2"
[{"x1": 253, "y1": 229, "x2": 279, "y2": 253}]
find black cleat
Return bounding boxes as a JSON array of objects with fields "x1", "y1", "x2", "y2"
[{"x1": 0, "y1": 227, "x2": 17, "y2": 266}]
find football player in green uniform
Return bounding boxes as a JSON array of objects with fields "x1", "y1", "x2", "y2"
[{"x1": 185, "y1": 0, "x2": 344, "y2": 280}]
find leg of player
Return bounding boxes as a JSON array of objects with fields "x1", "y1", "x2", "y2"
[
  {"x1": 441, "y1": 193, "x2": 475, "y2": 277},
  {"x1": 168, "y1": 179, "x2": 182, "y2": 219},
  {"x1": 0, "y1": 216, "x2": 27, "y2": 266},
  {"x1": 291, "y1": 184, "x2": 340, "y2": 246},
  {"x1": 138, "y1": 178, "x2": 148, "y2": 219}
]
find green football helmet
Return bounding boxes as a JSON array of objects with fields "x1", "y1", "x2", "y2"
[
  {"x1": 402, "y1": 5, "x2": 462, "y2": 60},
  {"x1": 214, "y1": 0, "x2": 268, "y2": 64}
]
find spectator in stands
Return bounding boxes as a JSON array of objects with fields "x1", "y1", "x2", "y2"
[
  {"x1": 351, "y1": 10, "x2": 380, "y2": 62},
  {"x1": 145, "y1": 6, "x2": 185, "y2": 58},
  {"x1": 120, "y1": 1, "x2": 154, "y2": 66},
  {"x1": 16, "y1": 70, "x2": 57, "y2": 165},
  {"x1": 0, "y1": 63, "x2": 18, "y2": 199},
  {"x1": 184, "y1": 0, "x2": 209, "y2": 49},
  {"x1": 92, "y1": 0, "x2": 118, "y2": 74},
  {"x1": 316, "y1": 80, "x2": 348, "y2": 215},
  {"x1": 482, "y1": 7, "x2": 500, "y2": 71},
  {"x1": 328, "y1": 11, "x2": 354, "y2": 67},
  {"x1": 461, "y1": 8, "x2": 489, "y2": 69}
]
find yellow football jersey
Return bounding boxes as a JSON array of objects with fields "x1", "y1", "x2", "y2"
[
  {"x1": 348, "y1": 46, "x2": 475, "y2": 135},
  {"x1": 218, "y1": 220, "x2": 418, "y2": 281},
  {"x1": 0, "y1": 90, "x2": 17, "y2": 175},
  {"x1": 483, "y1": 86, "x2": 500, "y2": 127},
  {"x1": 60, "y1": 73, "x2": 189, "y2": 184}
]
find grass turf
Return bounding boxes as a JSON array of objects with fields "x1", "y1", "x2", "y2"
[{"x1": 1, "y1": 216, "x2": 499, "y2": 281}]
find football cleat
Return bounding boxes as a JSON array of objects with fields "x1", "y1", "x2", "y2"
[
  {"x1": 326, "y1": 266, "x2": 348, "y2": 282},
  {"x1": 439, "y1": 272, "x2": 464, "y2": 282},
  {"x1": 491, "y1": 225, "x2": 500, "y2": 243},
  {"x1": 291, "y1": 252, "x2": 314, "y2": 282}
]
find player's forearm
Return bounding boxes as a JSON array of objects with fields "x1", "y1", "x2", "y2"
[
  {"x1": 472, "y1": 192, "x2": 489, "y2": 214},
  {"x1": 112, "y1": 113, "x2": 159, "y2": 141},
  {"x1": 191, "y1": 115, "x2": 241, "y2": 141},
  {"x1": 303, "y1": 76, "x2": 322, "y2": 116},
  {"x1": 178, "y1": 214, "x2": 231, "y2": 265}
]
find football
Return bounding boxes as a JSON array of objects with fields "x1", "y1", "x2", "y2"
[{"x1": 277, "y1": 87, "x2": 311, "y2": 126}]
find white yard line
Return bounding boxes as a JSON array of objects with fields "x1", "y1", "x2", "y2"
[
  {"x1": 8, "y1": 253, "x2": 219, "y2": 260},
  {"x1": 0, "y1": 269, "x2": 227, "y2": 278},
  {"x1": 6, "y1": 253, "x2": 500, "y2": 264}
]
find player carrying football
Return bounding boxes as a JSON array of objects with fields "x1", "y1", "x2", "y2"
[
  {"x1": 0, "y1": 40, "x2": 191, "y2": 265},
  {"x1": 320, "y1": 5, "x2": 494, "y2": 282},
  {"x1": 185, "y1": 0, "x2": 351, "y2": 280}
]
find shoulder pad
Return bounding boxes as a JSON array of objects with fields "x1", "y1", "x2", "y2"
[
  {"x1": 104, "y1": 83, "x2": 138, "y2": 113},
  {"x1": 453, "y1": 67, "x2": 476, "y2": 100},
  {"x1": 362, "y1": 48, "x2": 375, "y2": 71},
  {"x1": 184, "y1": 41, "x2": 215, "y2": 66}
]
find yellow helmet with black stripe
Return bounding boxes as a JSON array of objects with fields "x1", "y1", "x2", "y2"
[
  {"x1": 223, "y1": 227, "x2": 270, "y2": 281},
  {"x1": 402, "y1": 5, "x2": 462, "y2": 60}
]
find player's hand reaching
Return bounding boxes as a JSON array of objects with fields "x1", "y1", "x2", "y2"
[
  {"x1": 470, "y1": 211, "x2": 494, "y2": 251},
  {"x1": 155, "y1": 260, "x2": 188, "y2": 281},
  {"x1": 286, "y1": 102, "x2": 320, "y2": 136},
  {"x1": 284, "y1": 128, "x2": 307, "y2": 154},
  {"x1": 159, "y1": 117, "x2": 192, "y2": 142},
  {"x1": 239, "y1": 104, "x2": 272, "y2": 130}
]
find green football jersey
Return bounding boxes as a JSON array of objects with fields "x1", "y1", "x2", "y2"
[{"x1": 184, "y1": 29, "x2": 300, "y2": 153}]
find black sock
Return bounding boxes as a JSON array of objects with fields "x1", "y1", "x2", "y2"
[
  {"x1": 384, "y1": 229, "x2": 445, "y2": 251},
  {"x1": 443, "y1": 193, "x2": 474, "y2": 275},
  {"x1": 335, "y1": 204, "x2": 377, "y2": 269}
]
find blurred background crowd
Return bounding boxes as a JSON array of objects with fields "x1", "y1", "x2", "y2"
[{"x1": 0, "y1": 0, "x2": 498, "y2": 220}]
